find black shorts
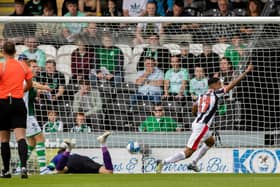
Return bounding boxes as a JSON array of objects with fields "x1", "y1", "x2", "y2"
[
  {"x1": 0, "y1": 98, "x2": 27, "y2": 131},
  {"x1": 67, "y1": 154, "x2": 103, "y2": 174}
]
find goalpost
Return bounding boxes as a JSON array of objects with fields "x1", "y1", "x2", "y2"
[{"x1": 0, "y1": 17, "x2": 279, "y2": 174}]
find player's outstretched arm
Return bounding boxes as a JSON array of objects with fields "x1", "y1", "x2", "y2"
[{"x1": 224, "y1": 63, "x2": 254, "y2": 93}]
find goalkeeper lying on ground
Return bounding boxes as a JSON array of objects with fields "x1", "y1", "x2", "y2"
[{"x1": 47, "y1": 131, "x2": 113, "y2": 174}]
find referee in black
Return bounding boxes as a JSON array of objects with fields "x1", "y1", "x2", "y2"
[{"x1": 0, "y1": 41, "x2": 33, "y2": 178}]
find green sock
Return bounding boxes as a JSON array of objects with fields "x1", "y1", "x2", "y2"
[
  {"x1": 18, "y1": 145, "x2": 34, "y2": 167},
  {"x1": 36, "y1": 142, "x2": 47, "y2": 169}
]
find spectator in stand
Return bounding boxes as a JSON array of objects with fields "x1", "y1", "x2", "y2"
[
  {"x1": 65, "y1": 39, "x2": 95, "y2": 101},
  {"x1": 180, "y1": 42, "x2": 196, "y2": 76},
  {"x1": 138, "y1": 33, "x2": 170, "y2": 72},
  {"x1": 196, "y1": 44, "x2": 220, "y2": 77},
  {"x1": 163, "y1": 55, "x2": 190, "y2": 103},
  {"x1": 122, "y1": 0, "x2": 148, "y2": 17},
  {"x1": 189, "y1": 66, "x2": 208, "y2": 101},
  {"x1": 79, "y1": 0, "x2": 101, "y2": 16},
  {"x1": 224, "y1": 34, "x2": 246, "y2": 69},
  {"x1": 139, "y1": 104, "x2": 180, "y2": 132},
  {"x1": 71, "y1": 38, "x2": 94, "y2": 81},
  {"x1": 207, "y1": 0, "x2": 239, "y2": 43},
  {"x1": 152, "y1": 0, "x2": 173, "y2": 16},
  {"x1": 134, "y1": 1, "x2": 161, "y2": 45},
  {"x1": 22, "y1": 37, "x2": 46, "y2": 69},
  {"x1": 70, "y1": 112, "x2": 91, "y2": 133},
  {"x1": 214, "y1": 57, "x2": 236, "y2": 85},
  {"x1": 3, "y1": 0, "x2": 35, "y2": 44},
  {"x1": 184, "y1": 0, "x2": 203, "y2": 16},
  {"x1": 38, "y1": 60, "x2": 66, "y2": 107},
  {"x1": 90, "y1": 32, "x2": 124, "y2": 88},
  {"x1": 160, "y1": 0, "x2": 192, "y2": 43},
  {"x1": 62, "y1": 0, "x2": 88, "y2": 43},
  {"x1": 72, "y1": 80, "x2": 102, "y2": 130},
  {"x1": 246, "y1": 0, "x2": 262, "y2": 16},
  {"x1": 215, "y1": 0, "x2": 236, "y2": 16},
  {"x1": 130, "y1": 57, "x2": 164, "y2": 107},
  {"x1": 25, "y1": 0, "x2": 44, "y2": 16},
  {"x1": 80, "y1": 23, "x2": 102, "y2": 46},
  {"x1": 103, "y1": 0, "x2": 122, "y2": 16},
  {"x1": 43, "y1": 110, "x2": 64, "y2": 133},
  {"x1": 10, "y1": 0, "x2": 31, "y2": 16},
  {"x1": 240, "y1": 0, "x2": 262, "y2": 39},
  {"x1": 166, "y1": 0, "x2": 190, "y2": 16},
  {"x1": 36, "y1": 2, "x2": 62, "y2": 45}
]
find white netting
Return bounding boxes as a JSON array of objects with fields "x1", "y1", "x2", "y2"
[{"x1": 0, "y1": 17, "x2": 280, "y2": 173}]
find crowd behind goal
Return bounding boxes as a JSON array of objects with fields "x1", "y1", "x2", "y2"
[{"x1": 0, "y1": 0, "x2": 279, "y2": 134}]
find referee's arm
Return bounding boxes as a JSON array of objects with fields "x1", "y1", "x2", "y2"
[{"x1": 24, "y1": 78, "x2": 33, "y2": 92}]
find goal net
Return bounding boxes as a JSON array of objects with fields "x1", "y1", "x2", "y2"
[{"x1": 0, "y1": 17, "x2": 279, "y2": 173}]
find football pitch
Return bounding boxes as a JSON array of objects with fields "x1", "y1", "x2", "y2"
[{"x1": 1, "y1": 174, "x2": 280, "y2": 187}]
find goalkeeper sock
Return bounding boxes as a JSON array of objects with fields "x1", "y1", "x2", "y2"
[
  {"x1": 192, "y1": 143, "x2": 210, "y2": 164},
  {"x1": 1, "y1": 142, "x2": 11, "y2": 172},
  {"x1": 18, "y1": 139, "x2": 28, "y2": 168},
  {"x1": 56, "y1": 151, "x2": 70, "y2": 171},
  {"x1": 163, "y1": 151, "x2": 185, "y2": 164},
  {"x1": 36, "y1": 142, "x2": 47, "y2": 169},
  {"x1": 101, "y1": 146, "x2": 113, "y2": 171}
]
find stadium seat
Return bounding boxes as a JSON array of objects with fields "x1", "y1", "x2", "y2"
[
  {"x1": 203, "y1": 8, "x2": 219, "y2": 16},
  {"x1": 163, "y1": 43, "x2": 181, "y2": 56},
  {"x1": 189, "y1": 43, "x2": 203, "y2": 56},
  {"x1": 124, "y1": 44, "x2": 149, "y2": 83},
  {"x1": 212, "y1": 43, "x2": 230, "y2": 58},
  {"x1": 38, "y1": 45, "x2": 57, "y2": 60},
  {"x1": 233, "y1": 8, "x2": 246, "y2": 16},
  {"x1": 15, "y1": 45, "x2": 28, "y2": 59},
  {"x1": 115, "y1": 44, "x2": 137, "y2": 83},
  {"x1": 115, "y1": 44, "x2": 132, "y2": 67},
  {"x1": 56, "y1": 45, "x2": 78, "y2": 84}
]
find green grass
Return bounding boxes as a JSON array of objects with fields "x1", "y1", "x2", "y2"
[{"x1": 1, "y1": 174, "x2": 280, "y2": 187}]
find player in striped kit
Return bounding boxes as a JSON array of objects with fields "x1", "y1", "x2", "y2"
[{"x1": 156, "y1": 63, "x2": 253, "y2": 173}]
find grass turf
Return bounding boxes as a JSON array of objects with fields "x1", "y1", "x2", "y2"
[{"x1": 1, "y1": 174, "x2": 280, "y2": 187}]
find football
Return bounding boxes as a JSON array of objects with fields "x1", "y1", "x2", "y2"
[{"x1": 126, "y1": 141, "x2": 140, "y2": 154}]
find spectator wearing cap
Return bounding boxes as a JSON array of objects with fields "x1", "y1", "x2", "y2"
[{"x1": 18, "y1": 53, "x2": 28, "y2": 62}]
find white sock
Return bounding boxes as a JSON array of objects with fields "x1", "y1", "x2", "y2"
[
  {"x1": 163, "y1": 151, "x2": 185, "y2": 164},
  {"x1": 192, "y1": 144, "x2": 210, "y2": 164}
]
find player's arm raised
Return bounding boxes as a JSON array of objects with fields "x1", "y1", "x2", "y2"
[
  {"x1": 224, "y1": 63, "x2": 254, "y2": 93},
  {"x1": 192, "y1": 102, "x2": 198, "y2": 116}
]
